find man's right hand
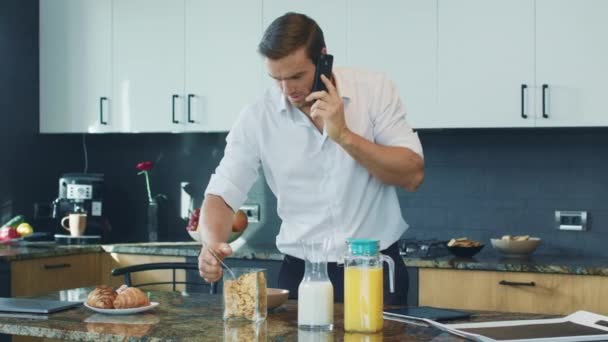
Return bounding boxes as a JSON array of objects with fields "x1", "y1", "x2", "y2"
[{"x1": 198, "y1": 242, "x2": 233, "y2": 283}]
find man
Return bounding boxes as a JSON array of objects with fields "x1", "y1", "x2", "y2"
[{"x1": 198, "y1": 12, "x2": 424, "y2": 305}]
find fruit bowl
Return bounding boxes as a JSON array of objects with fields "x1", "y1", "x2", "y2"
[
  {"x1": 187, "y1": 230, "x2": 243, "y2": 244},
  {"x1": 491, "y1": 237, "x2": 541, "y2": 258}
]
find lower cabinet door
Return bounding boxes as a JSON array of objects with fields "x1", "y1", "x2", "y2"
[
  {"x1": 419, "y1": 268, "x2": 608, "y2": 315},
  {"x1": 11, "y1": 254, "x2": 104, "y2": 297}
]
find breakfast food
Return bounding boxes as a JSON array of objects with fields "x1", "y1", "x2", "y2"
[
  {"x1": 447, "y1": 237, "x2": 482, "y2": 247},
  {"x1": 501, "y1": 235, "x2": 530, "y2": 241},
  {"x1": 223, "y1": 270, "x2": 267, "y2": 321},
  {"x1": 86, "y1": 285, "x2": 118, "y2": 309},
  {"x1": 114, "y1": 286, "x2": 150, "y2": 309},
  {"x1": 86, "y1": 285, "x2": 150, "y2": 309}
]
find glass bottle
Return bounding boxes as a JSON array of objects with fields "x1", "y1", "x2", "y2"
[
  {"x1": 298, "y1": 240, "x2": 334, "y2": 330},
  {"x1": 344, "y1": 239, "x2": 395, "y2": 333}
]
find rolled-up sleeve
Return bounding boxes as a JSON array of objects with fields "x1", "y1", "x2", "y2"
[
  {"x1": 371, "y1": 75, "x2": 424, "y2": 159},
  {"x1": 204, "y1": 105, "x2": 261, "y2": 211}
]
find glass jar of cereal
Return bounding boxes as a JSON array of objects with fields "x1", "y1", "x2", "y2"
[{"x1": 223, "y1": 268, "x2": 267, "y2": 322}]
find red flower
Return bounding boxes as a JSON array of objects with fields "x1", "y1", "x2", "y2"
[{"x1": 136, "y1": 161, "x2": 154, "y2": 171}]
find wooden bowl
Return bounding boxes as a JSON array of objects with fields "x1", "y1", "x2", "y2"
[{"x1": 267, "y1": 288, "x2": 289, "y2": 310}]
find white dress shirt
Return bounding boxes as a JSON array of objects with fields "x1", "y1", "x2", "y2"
[{"x1": 205, "y1": 67, "x2": 423, "y2": 261}]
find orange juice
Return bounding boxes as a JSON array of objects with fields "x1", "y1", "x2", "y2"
[{"x1": 344, "y1": 266, "x2": 383, "y2": 332}]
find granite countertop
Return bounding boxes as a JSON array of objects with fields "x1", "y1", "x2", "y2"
[
  {"x1": 0, "y1": 287, "x2": 553, "y2": 341},
  {"x1": 102, "y1": 242, "x2": 285, "y2": 261},
  {"x1": 0, "y1": 242, "x2": 103, "y2": 261},
  {"x1": 3, "y1": 242, "x2": 608, "y2": 277},
  {"x1": 403, "y1": 253, "x2": 608, "y2": 276}
]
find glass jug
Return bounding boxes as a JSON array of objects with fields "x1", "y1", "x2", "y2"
[
  {"x1": 298, "y1": 239, "x2": 334, "y2": 330},
  {"x1": 344, "y1": 239, "x2": 394, "y2": 333}
]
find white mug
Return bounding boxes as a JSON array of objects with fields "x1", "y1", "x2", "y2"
[{"x1": 61, "y1": 213, "x2": 87, "y2": 237}]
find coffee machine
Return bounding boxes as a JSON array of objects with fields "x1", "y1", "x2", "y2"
[{"x1": 52, "y1": 173, "x2": 107, "y2": 238}]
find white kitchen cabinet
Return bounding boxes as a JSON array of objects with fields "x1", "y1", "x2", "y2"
[
  {"x1": 184, "y1": 0, "x2": 263, "y2": 132},
  {"x1": 347, "y1": 0, "x2": 437, "y2": 129},
  {"x1": 436, "y1": 0, "x2": 535, "y2": 128},
  {"x1": 112, "y1": 0, "x2": 186, "y2": 132},
  {"x1": 261, "y1": 0, "x2": 347, "y2": 89},
  {"x1": 535, "y1": 0, "x2": 608, "y2": 127},
  {"x1": 40, "y1": 0, "x2": 115, "y2": 133}
]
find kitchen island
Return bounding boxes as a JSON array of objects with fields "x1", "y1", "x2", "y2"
[{"x1": 0, "y1": 287, "x2": 553, "y2": 341}]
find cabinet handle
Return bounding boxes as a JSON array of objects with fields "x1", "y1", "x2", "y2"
[
  {"x1": 542, "y1": 84, "x2": 549, "y2": 118},
  {"x1": 100, "y1": 97, "x2": 108, "y2": 125},
  {"x1": 499, "y1": 280, "x2": 535, "y2": 287},
  {"x1": 172, "y1": 94, "x2": 179, "y2": 124},
  {"x1": 187, "y1": 94, "x2": 195, "y2": 123},
  {"x1": 520, "y1": 84, "x2": 528, "y2": 119},
  {"x1": 43, "y1": 263, "x2": 71, "y2": 270}
]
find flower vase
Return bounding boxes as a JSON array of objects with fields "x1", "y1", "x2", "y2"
[
  {"x1": 146, "y1": 199, "x2": 159, "y2": 242},
  {"x1": 146, "y1": 197, "x2": 168, "y2": 242}
]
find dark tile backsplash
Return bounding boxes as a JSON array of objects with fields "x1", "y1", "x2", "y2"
[
  {"x1": 3, "y1": 0, "x2": 608, "y2": 256},
  {"x1": 399, "y1": 129, "x2": 608, "y2": 257}
]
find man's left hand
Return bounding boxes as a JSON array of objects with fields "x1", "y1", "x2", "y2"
[{"x1": 306, "y1": 74, "x2": 350, "y2": 143}]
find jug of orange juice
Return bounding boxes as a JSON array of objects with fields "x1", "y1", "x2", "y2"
[{"x1": 344, "y1": 239, "x2": 394, "y2": 333}]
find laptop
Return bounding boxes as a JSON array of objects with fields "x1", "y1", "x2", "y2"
[
  {"x1": 0, "y1": 298, "x2": 81, "y2": 314},
  {"x1": 384, "y1": 306, "x2": 471, "y2": 322}
]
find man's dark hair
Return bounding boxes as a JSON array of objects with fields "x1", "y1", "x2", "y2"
[{"x1": 258, "y1": 12, "x2": 326, "y2": 64}]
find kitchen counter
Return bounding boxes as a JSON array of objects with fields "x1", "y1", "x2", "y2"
[
  {"x1": 4, "y1": 242, "x2": 608, "y2": 277},
  {"x1": 102, "y1": 242, "x2": 608, "y2": 277},
  {"x1": 0, "y1": 243, "x2": 102, "y2": 261},
  {"x1": 102, "y1": 242, "x2": 285, "y2": 261},
  {"x1": 403, "y1": 253, "x2": 608, "y2": 276},
  {"x1": 0, "y1": 287, "x2": 553, "y2": 341}
]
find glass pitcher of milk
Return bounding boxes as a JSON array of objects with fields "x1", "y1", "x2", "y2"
[
  {"x1": 298, "y1": 239, "x2": 334, "y2": 330},
  {"x1": 344, "y1": 239, "x2": 395, "y2": 333}
]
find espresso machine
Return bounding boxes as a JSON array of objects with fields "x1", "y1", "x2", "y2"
[{"x1": 51, "y1": 173, "x2": 107, "y2": 241}]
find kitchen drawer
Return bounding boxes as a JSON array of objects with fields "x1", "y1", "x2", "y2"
[
  {"x1": 11, "y1": 253, "x2": 104, "y2": 297},
  {"x1": 419, "y1": 268, "x2": 608, "y2": 315}
]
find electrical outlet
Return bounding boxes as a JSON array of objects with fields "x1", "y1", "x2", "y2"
[
  {"x1": 240, "y1": 204, "x2": 260, "y2": 223},
  {"x1": 555, "y1": 210, "x2": 588, "y2": 231}
]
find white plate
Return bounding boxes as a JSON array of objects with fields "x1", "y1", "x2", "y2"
[{"x1": 84, "y1": 302, "x2": 159, "y2": 315}]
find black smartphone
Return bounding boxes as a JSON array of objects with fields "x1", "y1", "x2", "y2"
[{"x1": 311, "y1": 54, "x2": 334, "y2": 92}]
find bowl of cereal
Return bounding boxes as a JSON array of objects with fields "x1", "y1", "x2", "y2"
[{"x1": 267, "y1": 288, "x2": 289, "y2": 310}]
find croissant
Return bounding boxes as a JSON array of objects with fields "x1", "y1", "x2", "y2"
[
  {"x1": 86, "y1": 285, "x2": 117, "y2": 309},
  {"x1": 113, "y1": 287, "x2": 150, "y2": 309}
]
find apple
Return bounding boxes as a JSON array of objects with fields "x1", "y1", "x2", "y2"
[
  {"x1": 232, "y1": 210, "x2": 248, "y2": 233},
  {"x1": 0, "y1": 226, "x2": 20, "y2": 241},
  {"x1": 186, "y1": 208, "x2": 200, "y2": 231}
]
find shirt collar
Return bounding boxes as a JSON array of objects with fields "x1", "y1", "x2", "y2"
[{"x1": 275, "y1": 67, "x2": 353, "y2": 115}]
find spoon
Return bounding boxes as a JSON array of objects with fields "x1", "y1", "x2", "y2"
[{"x1": 202, "y1": 241, "x2": 236, "y2": 279}]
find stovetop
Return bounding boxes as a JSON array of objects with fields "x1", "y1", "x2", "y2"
[{"x1": 399, "y1": 239, "x2": 451, "y2": 258}]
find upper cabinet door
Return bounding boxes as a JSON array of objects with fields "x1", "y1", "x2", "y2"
[
  {"x1": 437, "y1": 0, "x2": 535, "y2": 128},
  {"x1": 185, "y1": 0, "x2": 263, "y2": 132},
  {"x1": 262, "y1": 0, "x2": 347, "y2": 89},
  {"x1": 535, "y1": 0, "x2": 608, "y2": 127},
  {"x1": 40, "y1": 0, "x2": 113, "y2": 133},
  {"x1": 347, "y1": 0, "x2": 437, "y2": 129},
  {"x1": 113, "y1": 0, "x2": 186, "y2": 133}
]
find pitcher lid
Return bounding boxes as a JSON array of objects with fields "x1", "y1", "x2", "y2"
[{"x1": 347, "y1": 238, "x2": 379, "y2": 256}]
